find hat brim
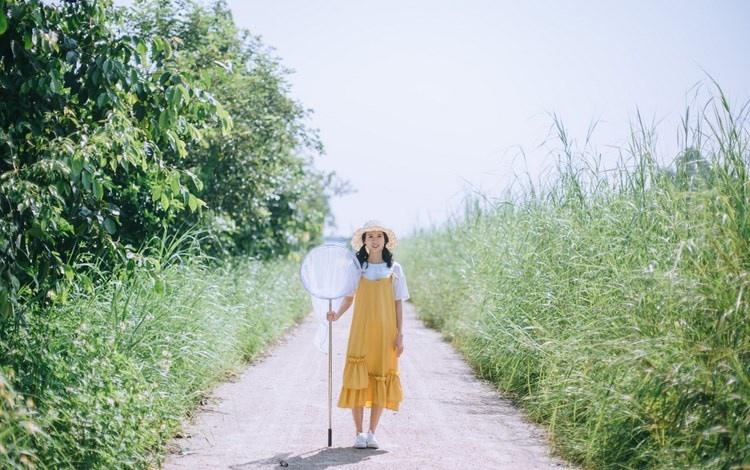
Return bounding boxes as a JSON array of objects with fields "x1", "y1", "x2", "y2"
[{"x1": 350, "y1": 226, "x2": 398, "y2": 251}]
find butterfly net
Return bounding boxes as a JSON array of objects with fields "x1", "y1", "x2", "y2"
[{"x1": 299, "y1": 244, "x2": 362, "y2": 353}]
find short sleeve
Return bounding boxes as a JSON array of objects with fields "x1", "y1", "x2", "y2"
[
  {"x1": 392, "y1": 262, "x2": 410, "y2": 301},
  {"x1": 345, "y1": 268, "x2": 359, "y2": 297}
]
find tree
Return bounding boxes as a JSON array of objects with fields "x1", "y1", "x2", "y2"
[
  {"x1": 0, "y1": 0, "x2": 228, "y2": 327},
  {"x1": 128, "y1": 0, "x2": 344, "y2": 258}
]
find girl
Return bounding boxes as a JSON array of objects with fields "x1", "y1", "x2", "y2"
[{"x1": 326, "y1": 220, "x2": 409, "y2": 449}]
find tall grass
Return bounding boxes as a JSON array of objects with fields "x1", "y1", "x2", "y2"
[
  {"x1": 0, "y1": 231, "x2": 310, "y2": 469},
  {"x1": 400, "y1": 87, "x2": 750, "y2": 469}
]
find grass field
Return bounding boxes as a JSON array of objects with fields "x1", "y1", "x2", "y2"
[
  {"x1": 399, "y1": 90, "x2": 750, "y2": 469},
  {"x1": 1, "y1": 233, "x2": 310, "y2": 469}
]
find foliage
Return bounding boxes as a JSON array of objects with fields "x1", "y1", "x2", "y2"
[
  {"x1": 127, "y1": 0, "x2": 342, "y2": 258},
  {"x1": 1, "y1": 0, "x2": 338, "y2": 467},
  {"x1": 0, "y1": 0, "x2": 230, "y2": 328},
  {"x1": 0, "y1": 231, "x2": 310, "y2": 469},
  {"x1": 400, "y1": 88, "x2": 750, "y2": 469}
]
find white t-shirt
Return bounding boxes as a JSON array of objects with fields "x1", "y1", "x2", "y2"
[{"x1": 347, "y1": 261, "x2": 410, "y2": 301}]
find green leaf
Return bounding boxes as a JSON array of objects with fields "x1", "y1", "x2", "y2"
[
  {"x1": 169, "y1": 174, "x2": 180, "y2": 194},
  {"x1": 96, "y1": 92, "x2": 108, "y2": 109},
  {"x1": 183, "y1": 170, "x2": 204, "y2": 192},
  {"x1": 70, "y1": 158, "x2": 83, "y2": 178},
  {"x1": 93, "y1": 179, "x2": 103, "y2": 200},
  {"x1": 136, "y1": 39, "x2": 147, "y2": 57},
  {"x1": 152, "y1": 36, "x2": 164, "y2": 53},
  {"x1": 0, "y1": 290, "x2": 10, "y2": 319},
  {"x1": 175, "y1": 137, "x2": 187, "y2": 158},
  {"x1": 57, "y1": 216, "x2": 74, "y2": 234},
  {"x1": 49, "y1": 74, "x2": 61, "y2": 93},
  {"x1": 151, "y1": 184, "x2": 163, "y2": 202},
  {"x1": 168, "y1": 85, "x2": 184, "y2": 109},
  {"x1": 166, "y1": 86, "x2": 176, "y2": 108},
  {"x1": 0, "y1": 11, "x2": 7, "y2": 36},
  {"x1": 161, "y1": 38, "x2": 173, "y2": 59},
  {"x1": 188, "y1": 194, "x2": 200, "y2": 212},
  {"x1": 81, "y1": 170, "x2": 92, "y2": 191},
  {"x1": 9, "y1": 273, "x2": 20, "y2": 291},
  {"x1": 128, "y1": 69, "x2": 138, "y2": 87},
  {"x1": 103, "y1": 217, "x2": 116, "y2": 235},
  {"x1": 158, "y1": 110, "x2": 169, "y2": 129},
  {"x1": 103, "y1": 58, "x2": 112, "y2": 76},
  {"x1": 64, "y1": 266, "x2": 75, "y2": 282},
  {"x1": 177, "y1": 84, "x2": 190, "y2": 106}
]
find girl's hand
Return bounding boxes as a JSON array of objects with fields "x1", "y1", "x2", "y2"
[
  {"x1": 326, "y1": 310, "x2": 339, "y2": 321},
  {"x1": 394, "y1": 333, "x2": 404, "y2": 357}
]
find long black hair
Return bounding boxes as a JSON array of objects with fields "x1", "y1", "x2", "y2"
[{"x1": 356, "y1": 231, "x2": 393, "y2": 268}]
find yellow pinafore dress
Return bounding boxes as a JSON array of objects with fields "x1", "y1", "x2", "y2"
[{"x1": 337, "y1": 272, "x2": 403, "y2": 411}]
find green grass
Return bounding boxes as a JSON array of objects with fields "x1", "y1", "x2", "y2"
[
  {"x1": 399, "y1": 88, "x2": 750, "y2": 469},
  {"x1": 0, "y1": 232, "x2": 311, "y2": 469}
]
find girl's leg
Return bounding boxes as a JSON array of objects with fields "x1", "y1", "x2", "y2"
[
  {"x1": 352, "y1": 407, "x2": 364, "y2": 434},
  {"x1": 368, "y1": 406, "x2": 384, "y2": 432}
]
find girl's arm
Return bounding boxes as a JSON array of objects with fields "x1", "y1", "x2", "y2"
[
  {"x1": 327, "y1": 296, "x2": 354, "y2": 321},
  {"x1": 395, "y1": 300, "x2": 403, "y2": 335},
  {"x1": 394, "y1": 299, "x2": 404, "y2": 356}
]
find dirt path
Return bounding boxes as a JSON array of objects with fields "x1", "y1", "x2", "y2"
[{"x1": 161, "y1": 302, "x2": 572, "y2": 469}]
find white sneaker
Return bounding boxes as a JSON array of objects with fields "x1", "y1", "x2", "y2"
[
  {"x1": 366, "y1": 431, "x2": 379, "y2": 449},
  {"x1": 353, "y1": 432, "x2": 368, "y2": 449}
]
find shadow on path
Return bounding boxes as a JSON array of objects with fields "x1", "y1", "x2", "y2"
[{"x1": 229, "y1": 447, "x2": 388, "y2": 469}]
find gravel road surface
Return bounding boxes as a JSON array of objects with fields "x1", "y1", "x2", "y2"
[{"x1": 161, "y1": 302, "x2": 572, "y2": 469}]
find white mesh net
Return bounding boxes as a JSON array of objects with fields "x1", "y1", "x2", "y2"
[
  {"x1": 300, "y1": 244, "x2": 361, "y2": 299},
  {"x1": 299, "y1": 244, "x2": 362, "y2": 353}
]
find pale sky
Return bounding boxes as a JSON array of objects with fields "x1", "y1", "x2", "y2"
[{"x1": 119, "y1": 1, "x2": 750, "y2": 239}]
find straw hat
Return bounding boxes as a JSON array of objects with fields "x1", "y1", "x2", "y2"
[{"x1": 350, "y1": 220, "x2": 398, "y2": 251}]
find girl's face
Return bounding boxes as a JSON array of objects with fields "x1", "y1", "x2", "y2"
[{"x1": 364, "y1": 231, "x2": 385, "y2": 253}]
